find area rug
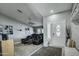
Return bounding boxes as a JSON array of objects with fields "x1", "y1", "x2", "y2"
[{"x1": 31, "y1": 47, "x2": 62, "y2": 56}]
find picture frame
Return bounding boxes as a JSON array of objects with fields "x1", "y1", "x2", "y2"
[
  {"x1": 9, "y1": 25, "x2": 13, "y2": 34},
  {"x1": 0, "y1": 25, "x2": 3, "y2": 34}
]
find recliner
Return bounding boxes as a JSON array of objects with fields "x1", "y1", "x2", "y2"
[
  {"x1": 32, "y1": 34, "x2": 43, "y2": 45},
  {"x1": 21, "y1": 35, "x2": 32, "y2": 44}
]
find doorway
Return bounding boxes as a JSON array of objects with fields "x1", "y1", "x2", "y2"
[{"x1": 44, "y1": 20, "x2": 66, "y2": 48}]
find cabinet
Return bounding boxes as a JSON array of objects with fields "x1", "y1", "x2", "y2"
[{"x1": 0, "y1": 40, "x2": 14, "y2": 56}]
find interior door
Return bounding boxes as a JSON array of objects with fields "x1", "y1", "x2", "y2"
[{"x1": 49, "y1": 22, "x2": 66, "y2": 47}]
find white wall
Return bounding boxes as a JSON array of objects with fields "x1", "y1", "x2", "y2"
[
  {"x1": 43, "y1": 11, "x2": 71, "y2": 47},
  {"x1": 0, "y1": 14, "x2": 33, "y2": 42},
  {"x1": 71, "y1": 22, "x2": 79, "y2": 49}
]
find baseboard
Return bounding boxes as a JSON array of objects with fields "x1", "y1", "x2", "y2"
[{"x1": 14, "y1": 41, "x2": 21, "y2": 45}]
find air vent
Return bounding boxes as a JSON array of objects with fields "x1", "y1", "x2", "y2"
[{"x1": 17, "y1": 9, "x2": 23, "y2": 13}]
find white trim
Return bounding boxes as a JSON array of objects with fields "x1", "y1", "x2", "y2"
[{"x1": 62, "y1": 48, "x2": 65, "y2": 56}]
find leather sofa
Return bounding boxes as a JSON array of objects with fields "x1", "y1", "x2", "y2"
[{"x1": 21, "y1": 33, "x2": 43, "y2": 45}]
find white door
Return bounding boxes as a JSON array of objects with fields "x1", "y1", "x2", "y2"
[{"x1": 49, "y1": 22, "x2": 66, "y2": 47}]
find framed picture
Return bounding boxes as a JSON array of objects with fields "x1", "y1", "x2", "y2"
[
  {"x1": 4, "y1": 25, "x2": 8, "y2": 30},
  {"x1": 25, "y1": 28, "x2": 29, "y2": 31},
  {"x1": 9, "y1": 25, "x2": 13, "y2": 34},
  {"x1": 0, "y1": 25, "x2": 3, "y2": 34},
  {"x1": 3, "y1": 25, "x2": 9, "y2": 34}
]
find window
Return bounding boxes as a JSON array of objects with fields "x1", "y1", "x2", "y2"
[
  {"x1": 56, "y1": 32, "x2": 60, "y2": 37},
  {"x1": 56, "y1": 25, "x2": 60, "y2": 29},
  {"x1": 56, "y1": 25, "x2": 61, "y2": 37}
]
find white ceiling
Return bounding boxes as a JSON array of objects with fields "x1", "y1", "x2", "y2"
[
  {"x1": 0, "y1": 3, "x2": 72, "y2": 26},
  {"x1": 29, "y1": 3, "x2": 72, "y2": 16},
  {"x1": 0, "y1": 3, "x2": 43, "y2": 26}
]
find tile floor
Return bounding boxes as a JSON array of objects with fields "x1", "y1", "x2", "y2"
[
  {"x1": 14, "y1": 43, "x2": 63, "y2": 56},
  {"x1": 14, "y1": 43, "x2": 42, "y2": 56}
]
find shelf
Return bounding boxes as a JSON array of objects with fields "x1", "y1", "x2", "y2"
[{"x1": 71, "y1": 4, "x2": 79, "y2": 21}]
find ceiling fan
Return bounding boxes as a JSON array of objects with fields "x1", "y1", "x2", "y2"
[{"x1": 28, "y1": 17, "x2": 35, "y2": 26}]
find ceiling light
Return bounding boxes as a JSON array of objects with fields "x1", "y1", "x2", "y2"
[{"x1": 50, "y1": 10, "x2": 54, "y2": 13}]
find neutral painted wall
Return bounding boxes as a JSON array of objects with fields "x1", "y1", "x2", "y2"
[
  {"x1": 0, "y1": 14, "x2": 33, "y2": 42},
  {"x1": 71, "y1": 22, "x2": 79, "y2": 49},
  {"x1": 43, "y1": 11, "x2": 71, "y2": 47}
]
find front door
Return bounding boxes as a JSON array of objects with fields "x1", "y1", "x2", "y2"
[{"x1": 49, "y1": 22, "x2": 66, "y2": 47}]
